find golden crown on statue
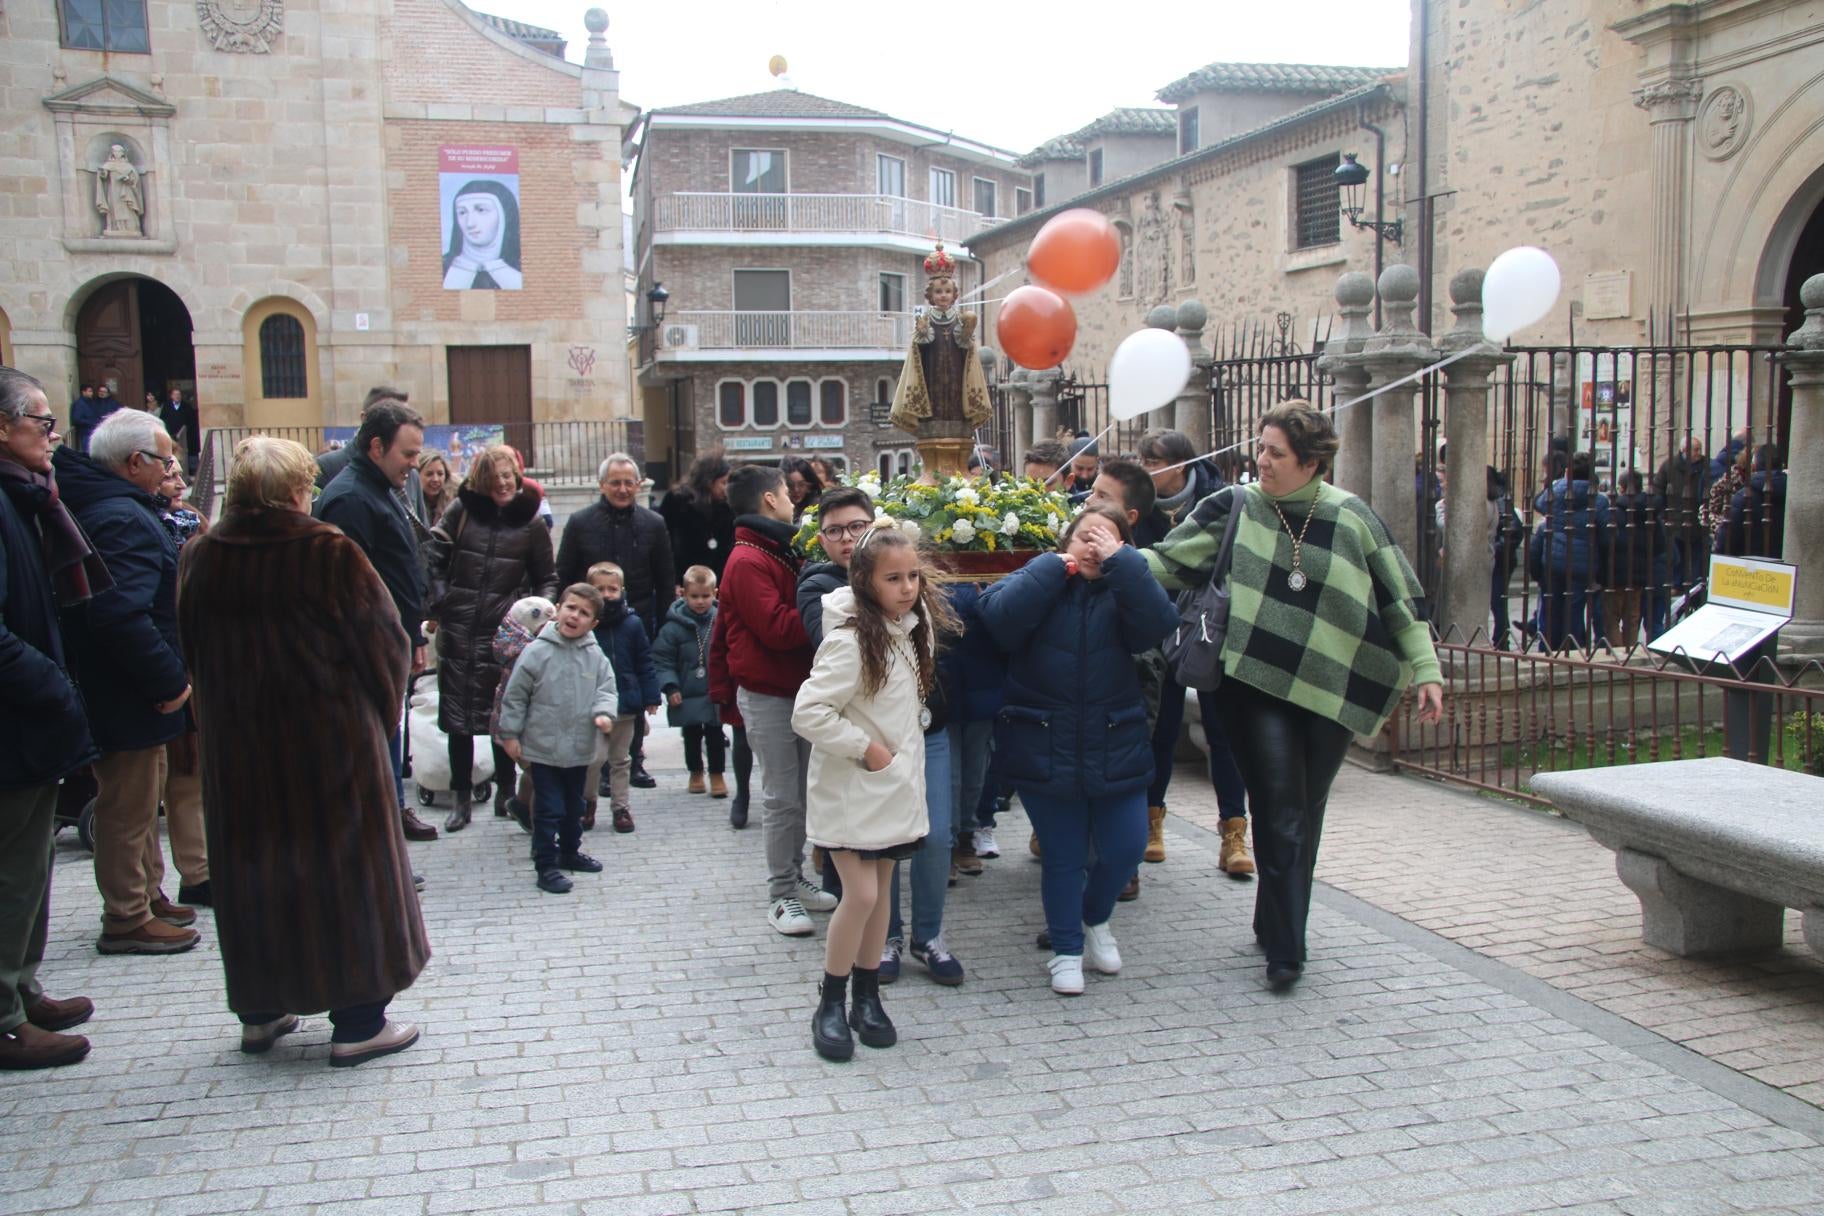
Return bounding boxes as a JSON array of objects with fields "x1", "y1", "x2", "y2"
[{"x1": 923, "y1": 242, "x2": 958, "y2": 279}]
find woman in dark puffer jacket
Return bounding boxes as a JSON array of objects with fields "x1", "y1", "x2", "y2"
[{"x1": 427, "y1": 445, "x2": 557, "y2": 830}]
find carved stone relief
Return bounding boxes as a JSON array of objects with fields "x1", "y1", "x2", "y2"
[
  {"x1": 197, "y1": 0, "x2": 284, "y2": 53},
  {"x1": 1698, "y1": 85, "x2": 1751, "y2": 161}
]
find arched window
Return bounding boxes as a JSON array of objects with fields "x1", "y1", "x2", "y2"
[
  {"x1": 819, "y1": 379, "x2": 847, "y2": 426},
  {"x1": 258, "y1": 314, "x2": 307, "y2": 398}
]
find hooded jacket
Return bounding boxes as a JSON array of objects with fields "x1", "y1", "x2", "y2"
[
  {"x1": 653, "y1": 597, "x2": 719, "y2": 727},
  {"x1": 496, "y1": 622, "x2": 619, "y2": 769},
  {"x1": 1531, "y1": 478, "x2": 1612, "y2": 582},
  {"x1": 51, "y1": 445, "x2": 187, "y2": 752},
  {"x1": 796, "y1": 559, "x2": 848, "y2": 652},
  {"x1": 719, "y1": 515, "x2": 812, "y2": 697},
  {"x1": 592, "y1": 596, "x2": 661, "y2": 716},
  {"x1": 792, "y1": 585, "x2": 930, "y2": 851}
]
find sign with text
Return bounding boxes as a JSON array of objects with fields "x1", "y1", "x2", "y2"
[
  {"x1": 1708, "y1": 555, "x2": 1796, "y2": 616},
  {"x1": 439, "y1": 146, "x2": 522, "y2": 291},
  {"x1": 803, "y1": 434, "x2": 846, "y2": 449},
  {"x1": 725, "y1": 436, "x2": 773, "y2": 452},
  {"x1": 1650, "y1": 556, "x2": 1795, "y2": 665}
]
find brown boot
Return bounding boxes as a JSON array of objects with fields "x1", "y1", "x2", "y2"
[
  {"x1": 1118, "y1": 872, "x2": 1140, "y2": 902},
  {"x1": 688, "y1": 772, "x2": 707, "y2": 795},
  {"x1": 0, "y1": 1022, "x2": 90, "y2": 1070},
  {"x1": 581, "y1": 801, "x2": 597, "y2": 831},
  {"x1": 1028, "y1": 831, "x2": 1041, "y2": 858},
  {"x1": 1144, "y1": 805, "x2": 1167, "y2": 863},
  {"x1": 98, "y1": 918, "x2": 199, "y2": 955},
  {"x1": 401, "y1": 808, "x2": 439, "y2": 842},
  {"x1": 150, "y1": 895, "x2": 196, "y2": 926},
  {"x1": 709, "y1": 774, "x2": 728, "y2": 799},
  {"x1": 953, "y1": 840, "x2": 983, "y2": 877},
  {"x1": 1219, "y1": 817, "x2": 1256, "y2": 877}
]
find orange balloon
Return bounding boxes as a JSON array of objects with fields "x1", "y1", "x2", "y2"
[
  {"x1": 997, "y1": 285, "x2": 1077, "y2": 370},
  {"x1": 1027, "y1": 208, "x2": 1122, "y2": 295}
]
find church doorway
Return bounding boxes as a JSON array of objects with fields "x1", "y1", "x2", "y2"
[
  {"x1": 75, "y1": 277, "x2": 195, "y2": 411},
  {"x1": 1777, "y1": 192, "x2": 1824, "y2": 450}
]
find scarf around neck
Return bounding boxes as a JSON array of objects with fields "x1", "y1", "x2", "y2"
[{"x1": 0, "y1": 457, "x2": 113, "y2": 605}]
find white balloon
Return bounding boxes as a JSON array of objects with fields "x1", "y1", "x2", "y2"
[
  {"x1": 1482, "y1": 246, "x2": 1562, "y2": 342},
  {"x1": 1108, "y1": 328, "x2": 1192, "y2": 421}
]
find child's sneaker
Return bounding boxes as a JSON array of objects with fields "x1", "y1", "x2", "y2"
[
  {"x1": 560, "y1": 852, "x2": 604, "y2": 873},
  {"x1": 769, "y1": 897, "x2": 814, "y2": 937},
  {"x1": 537, "y1": 869, "x2": 573, "y2": 894},
  {"x1": 972, "y1": 827, "x2": 999, "y2": 858},
  {"x1": 612, "y1": 808, "x2": 634, "y2": 833},
  {"x1": 910, "y1": 934, "x2": 965, "y2": 986},
  {"x1": 879, "y1": 937, "x2": 902, "y2": 983},
  {"x1": 687, "y1": 772, "x2": 707, "y2": 795},
  {"x1": 796, "y1": 878, "x2": 838, "y2": 912}
]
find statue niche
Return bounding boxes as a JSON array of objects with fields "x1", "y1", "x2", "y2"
[{"x1": 92, "y1": 142, "x2": 147, "y2": 239}]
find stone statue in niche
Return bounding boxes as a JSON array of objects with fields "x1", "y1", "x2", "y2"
[
  {"x1": 1174, "y1": 194, "x2": 1195, "y2": 286},
  {"x1": 1136, "y1": 191, "x2": 1168, "y2": 306},
  {"x1": 94, "y1": 144, "x2": 145, "y2": 238},
  {"x1": 197, "y1": 0, "x2": 286, "y2": 54}
]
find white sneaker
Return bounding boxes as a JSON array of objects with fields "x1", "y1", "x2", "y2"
[
  {"x1": 768, "y1": 897, "x2": 815, "y2": 937},
  {"x1": 972, "y1": 828, "x2": 1000, "y2": 858},
  {"x1": 1083, "y1": 922, "x2": 1122, "y2": 974},
  {"x1": 1048, "y1": 953, "x2": 1085, "y2": 995},
  {"x1": 796, "y1": 878, "x2": 839, "y2": 913}
]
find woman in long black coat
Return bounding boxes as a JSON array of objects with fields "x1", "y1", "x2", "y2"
[
  {"x1": 658, "y1": 451, "x2": 735, "y2": 579},
  {"x1": 427, "y1": 444, "x2": 557, "y2": 830},
  {"x1": 177, "y1": 437, "x2": 428, "y2": 1067}
]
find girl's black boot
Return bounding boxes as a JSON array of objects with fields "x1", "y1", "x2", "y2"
[
  {"x1": 848, "y1": 966, "x2": 897, "y2": 1048},
  {"x1": 811, "y1": 974, "x2": 853, "y2": 1062}
]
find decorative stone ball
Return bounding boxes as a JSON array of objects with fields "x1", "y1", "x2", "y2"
[
  {"x1": 1146, "y1": 305, "x2": 1178, "y2": 330},
  {"x1": 584, "y1": 8, "x2": 609, "y2": 34},
  {"x1": 1010, "y1": 368, "x2": 1029, "y2": 383},
  {"x1": 1377, "y1": 263, "x2": 1421, "y2": 305},
  {"x1": 1449, "y1": 268, "x2": 1485, "y2": 308},
  {"x1": 1335, "y1": 271, "x2": 1375, "y2": 310},
  {"x1": 1175, "y1": 299, "x2": 1208, "y2": 330},
  {"x1": 1803, "y1": 273, "x2": 1824, "y2": 312}
]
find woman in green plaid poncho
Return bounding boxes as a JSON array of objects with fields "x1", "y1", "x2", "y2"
[{"x1": 1144, "y1": 402, "x2": 1444, "y2": 990}]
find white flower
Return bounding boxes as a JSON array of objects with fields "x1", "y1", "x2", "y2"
[
  {"x1": 955, "y1": 487, "x2": 979, "y2": 507},
  {"x1": 1046, "y1": 513, "x2": 1061, "y2": 532},
  {"x1": 952, "y1": 518, "x2": 977, "y2": 544},
  {"x1": 858, "y1": 474, "x2": 882, "y2": 493},
  {"x1": 1000, "y1": 511, "x2": 1021, "y2": 536},
  {"x1": 899, "y1": 519, "x2": 920, "y2": 540},
  {"x1": 875, "y1": 508, "x2": 893, "y2": 524}
]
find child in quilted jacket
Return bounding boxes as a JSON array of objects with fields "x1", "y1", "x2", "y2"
[
  {"x1": 653, "y1": 565, "x2": 724, "y2": 796},
  {"x1": 489, "y1": 595, "x2": 556, "y2": 830}
]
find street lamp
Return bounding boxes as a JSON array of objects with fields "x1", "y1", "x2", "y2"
[
  {"x1": 1334, "y1": 153, "x2": 1403, "y2": 247},
  {"x1": 644, "y1": 282, "x2": 669, "y2": 328}
]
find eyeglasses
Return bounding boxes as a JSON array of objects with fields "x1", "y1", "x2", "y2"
[
  {"x1": 819, "y1": 521, "x2": 872, "y2": 542},
  {"x1": 137, "y1": 450, "x2": 179, "y2": 472},
  {"x1": 21, "y1": 413, "x2": 58, "y2": 437}
]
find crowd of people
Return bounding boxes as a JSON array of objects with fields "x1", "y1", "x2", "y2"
[{"x1": 1, "y1": 363, "x2": 1446, "y2": 1069}]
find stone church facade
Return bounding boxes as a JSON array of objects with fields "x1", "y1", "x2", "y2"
[{"x1": 0, "y1": 0, "x2": 635, "y2": 438}]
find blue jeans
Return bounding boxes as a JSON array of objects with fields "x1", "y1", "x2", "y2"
[
  {"x1": 529, "y1": 763, "x2": 587, "y2": 871},
  {"x1": 975, "y1": 741, "x2": 1008, "y2": 827},
  {"x1": 888, "y1": 728, "x2": 952, "y2": 945},
  {"x1": 948, "y1": 720, "x2": 993, "y2": 836},
  {"x1": 240, "y1": 1001, "x2": 388, "y2": 1043},
  {"x1": 1151, "y1": 678, "x2": 1247, "y2": 819},
  {"x1": 1537, "y1": 580, "x2": 1593, "y2": 650},
  {"x1": 1020, "y1": 788, "x2": 1148, "y2": 955}
]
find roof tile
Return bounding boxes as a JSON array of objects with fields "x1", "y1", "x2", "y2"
[
  {"x1": 1155, "y1": 61, "x2": 1394, "y2": 103},
  {"x1": 654, "y1": 89, "x2": 889, "y2": 119}
]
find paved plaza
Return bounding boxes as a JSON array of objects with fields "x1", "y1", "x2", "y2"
[{"x1": 6, "y1": 729, "x2": 1824, "y2": 1216}]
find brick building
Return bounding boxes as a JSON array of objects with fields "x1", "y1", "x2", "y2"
[
  {"x1": 0, "y1": 0, "x2": 635, "y2": 450},
  {"x1": 626, "y1": 89, "x2": 1029, "y2": 481}
]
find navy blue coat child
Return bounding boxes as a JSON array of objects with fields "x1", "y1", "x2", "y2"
[
  {"x1": 594, "y1": 597, "x2": 661, "y2": 716},
  {"x1": 652, "y1": 596, "x2": 718, "y2": 727}
]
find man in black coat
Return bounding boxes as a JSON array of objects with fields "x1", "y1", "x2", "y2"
[
  {"x1": 556, "y1": 453, "x2": 675, "y2": 786},
  {"x1": 53, "y1": 409, "x2": 201, "y2": 957},
  {"x1": 160, "y1": 387, "x2": 201, "y2": 476},
  {"x1": 316, "y1": 400, "x2": 439, "y2": 842},
  {"x1": 315, "y1": 387, "x2": 428, "y2": 525},
  {"x1": 0, "y1": 370, "x2": 101, "y2": 1068}
]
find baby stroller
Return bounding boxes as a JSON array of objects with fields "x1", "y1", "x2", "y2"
[
  {"x1": 53, "y1": 767, "x2": 100, "y2": 853},
  {"x1": 407, "y1": 672, "x2": 494, "y2": 807}
]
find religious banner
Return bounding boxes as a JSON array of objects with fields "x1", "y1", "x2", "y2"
[
  {"x1": 439, "y1": 146, "x2": 522, "y2": 291},
  {"x1": 323, "y1": 424, "x2": 506, "y2": 481}
]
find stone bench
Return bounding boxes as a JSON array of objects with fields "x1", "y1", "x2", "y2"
[{"x1": 1530, "y1": 757, "x2": 1824, "y2": 958}]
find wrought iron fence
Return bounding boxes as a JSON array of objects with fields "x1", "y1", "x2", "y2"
[{"x1": 194, "y1": 418, "x2": 635, "y2": 519}]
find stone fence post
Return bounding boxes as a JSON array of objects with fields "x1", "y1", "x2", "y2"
[
  {"x1": 1029, "y1": 369, "x2": 1060, "y2": 445},
  {"x1": 1316, "y1": 271, "x2": 1376, "y2": 498},
  {"x1": 1358, "y1": 265, "x2": 1437, "y2": 563},
  {"x1": 1174, "y1": 299, "x2": 1211, "y2": 451},
  {"x1": 1777, "y1": 274, "x2": 1824, "y2": 666},
  {"x1": 1436, "y1": 268, "x2": 1515, "y2": 645},
  {"x1": 1007, "y1": 369, "x2": 1033, "y2": 468}
]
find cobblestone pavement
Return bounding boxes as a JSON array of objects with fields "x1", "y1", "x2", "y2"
[{"x1": 7, "y1": 729, "x2": 1824, "y2": 1215}]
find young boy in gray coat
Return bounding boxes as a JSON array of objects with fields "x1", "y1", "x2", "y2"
[{"x1": 498, "y1": 582, "x2": 619, "y2": 894}]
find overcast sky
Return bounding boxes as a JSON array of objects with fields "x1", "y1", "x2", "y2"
[{"x1": 508, "y1": 0, "x2": 1411, "y2": 155}]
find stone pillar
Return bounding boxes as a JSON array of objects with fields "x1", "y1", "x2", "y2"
[
  {"x1": 1007, "y1": 369, "x2": 1033, "y2": 467},
  {"x1": 1173, "y1": 299, "x2": 1210, "y2": 450},
  {"x1": 1358, "y1": 265, "x2": 1437, "y2": 563},
  {"x1": 1436, "y1": 269, "x2": 1515, "y2": 645},
  {"x1": 1029, "y1": 369, "x2": 1060, "y2": 445},
  {"x1": 1316, "y1": 271, "x2": 1376, "y2": 498},
  {"x1": 1777, "y1": 274, "x2": 1824, "y2": 665},
  {"x1": 1632, "y1": 77, "x2": 1703, "y2": 330}
]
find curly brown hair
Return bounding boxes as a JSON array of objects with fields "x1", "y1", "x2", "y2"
[
  {"x1": 842, "y1": 527, "x2": 960, "y2": 699},
  {"x1": 1259, "y1": 400, "x2": 1340, "y2": 476}
]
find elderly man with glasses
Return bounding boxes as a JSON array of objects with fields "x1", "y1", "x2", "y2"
[{"x1": 53, "y1": 409, "x2": 200, "y2": 955}]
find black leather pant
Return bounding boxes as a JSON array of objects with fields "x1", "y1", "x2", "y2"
[{"x1": 1212, "y1": 682, "x2": 1353, "y2": 966}]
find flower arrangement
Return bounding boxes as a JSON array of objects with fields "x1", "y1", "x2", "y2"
[{"x1": 794, "y1": 472, "x2": 1076, "y2": 561}]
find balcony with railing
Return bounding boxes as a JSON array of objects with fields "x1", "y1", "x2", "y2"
[
  {"x1": 650, "y1": 193, "x2": 995, "y2": 245},
  {"x1": 656, "y1": 310, "x2": 916, "y2": 359}
]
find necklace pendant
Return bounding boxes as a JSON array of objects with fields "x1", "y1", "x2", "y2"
[
  {"x1": 1287, "y1": 569, "x2": 1308, "y2": 592},
  {"x1": 693, "y1": 665, "x2": 706, "y2": 680},
  {"x1": 919, "y1": 706, "x2": 933, "y2": 731},
  {"x1": 708, "y1": 538, "x2": 718, "y2": 550}
]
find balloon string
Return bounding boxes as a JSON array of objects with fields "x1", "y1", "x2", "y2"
[
  {"x1": 956, "y1": 266, "x2": 1021, "y2": 305},
  {"x1": 1044, "y1": 419, "x2": 1116, "y2": 486},
  {"x1": 1145, "y1": 344, "x2": 1485, "y2": 478}
]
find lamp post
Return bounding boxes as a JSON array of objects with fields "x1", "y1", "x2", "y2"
[{"x1": 1333, "y1": 153, "x2": 1403, "y2": 246}]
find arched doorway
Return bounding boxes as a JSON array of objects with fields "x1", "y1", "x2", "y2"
[
  {"x1": 1777, "y1": 191, "x2": 1824, "y2": 449},
  {"x1": 75, "y1": 277, "x2": 195, "y2": 411}
]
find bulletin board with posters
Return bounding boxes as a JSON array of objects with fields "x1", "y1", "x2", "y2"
[
  {"x1": 439, "y1": 146, "x2": 523, "y2": 291},
  {"x1": 323, "y1": 425, "x2": 506, "y2": 482},
  {"x1": 1576, "y1": 351, "x2": 1636, "y2": 492}
]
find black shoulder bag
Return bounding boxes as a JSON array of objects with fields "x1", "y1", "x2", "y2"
[{"x1": 1161, "y1": 489, "x2": 1243, "y2": 692}]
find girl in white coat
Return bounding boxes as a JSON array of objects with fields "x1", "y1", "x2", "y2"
[{"x1": 792, "y1": 525, "x2": 955, "y2": 1061}]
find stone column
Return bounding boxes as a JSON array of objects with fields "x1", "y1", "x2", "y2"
[
  {"x1": 1007, "y1": 369, "x2": 1033, "y2": 467},
  {"x1": 1358, "y1": 265, "x2": 1437, "y2": 563},
  {"x1": 1437, "y1": 269, "x2": 1515, "y2": 644},
  {"x1": 1777, "y1": 275, "x2": 1824, "y2": 665},
  {"x1": 1316, "y1": 271, "x2": 1376, "y2": 498},
  {"x1": 1029, "y1": 369, "x2": 1060, "y2": 445},
  {"x1": 1173, "y1": 299, "x2": 1210, "y2": 450},
  {"x1": 1632, "y1": 77, "x2": 1703, "y2": 330}
]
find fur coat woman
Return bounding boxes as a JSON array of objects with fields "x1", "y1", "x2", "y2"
[
  {"x1": 427, "y1": 484, "x2": 557, "y2": 737},
  {"x1": 176, "y1": 506, "x2": 429, "y2": 1014}
]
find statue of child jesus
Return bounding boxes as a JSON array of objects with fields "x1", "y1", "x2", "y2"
[{"x1": 888, "y1": 243, "x2": 992, "y2": 436}]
